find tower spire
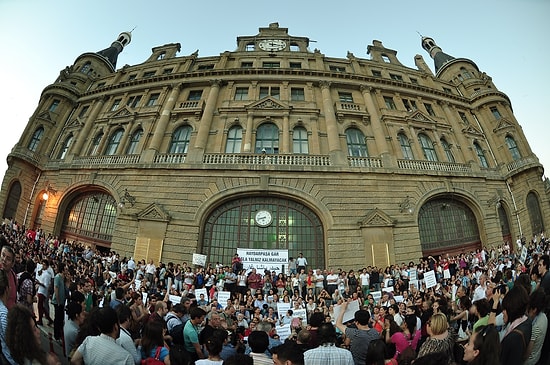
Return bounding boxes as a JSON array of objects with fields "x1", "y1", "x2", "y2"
[
  {"x1": 96, "y1": 31, "x2": 132, "y2": 69},
  {"x1": 421, "y1": 36, "x2": 454, "y2": 73}
]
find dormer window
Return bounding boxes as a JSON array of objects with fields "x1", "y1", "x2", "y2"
[
  {"x1": 157, "y1": 52, "x2": 166, "y2": 60},
  {"x1": 382, "y1": 54, "x2": 391, "y2": 63},
  {"x1": 143, "y1": 71, "x2": 156, "y2": 78},
  {"x1": 245, "y1": 43, "x2": 255, "y2": 51},
  {"x1": 290, "y1": 43, "x2": 300, "y2": 52},
  {"x1": 330, "y1": 65, "x2": 346, "y2": 72},
  {"x1": 390, "y1": 74, "x2": 403, "y2": 81}
]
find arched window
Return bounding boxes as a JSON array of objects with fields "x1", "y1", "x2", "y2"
[
  {"x1": 526, "y1": 192, "x2": 544, "y2": 235},
  {"x1": 293, "y1": 127, "x2": 309, "y2": 154},
  {"x1": 460, "y1": 67, "x2": 472, "y2": 79},
  {"x1": 255, "y1": 123, "x2": 279, "y2": 154},
  {"x1": 89, "y1": 132, "x2": 103, "y2": 156},
  {"x1": 80, "y1": 62, "x2": 91, "y2": 74},
  {"x1": 505, "y1": 136, "x2": 521, "y2": 161},
  {"x1": 440, "y1": 138, "x2": 455, "y2": 163},
  {"x1": 418, "y1": 133, "x2": 438, "y2": 161},
  {"x1": 345, "y1": 128, "x2": 368, "y2": 157},
  {"x1": 202, "y1": 196, "x2": 324, "y2": 269},
  {"x1": 418, "y1": 198, "x2": 481, "y2": 255},
  {"x1": 28, "y1": 127, "x2": 44, "y2": 152},
  {"x1": 225, "y1": 126, "x2": 242, "y2": 153},
  {"x1": 57, "y1": 134, "x2": 73, "y2": 159},
  {"x1": 126, "y1": 129, "x2": 143, "y2": 154},
  {"x1": 61, "y1": 192, "x2": 117, "y2": 245},
  {"x1": 398, "y1": 133, "x2": 414, "y2": 160},
  {"x1": 497, "y1": 202, "x2": 511, "y2": 243},
  {"x1": 473, "y1": 142, "x2": 489, "y2": 168},
  {"x1": 104, "y1": 129, "x2": 124, "y2": 155},
  {"x1": 169, "y1": 125, "x2": 192, "y2": 154},
  {"x1": 2, "y1": 181, "x2": 21, "y2": 220}
]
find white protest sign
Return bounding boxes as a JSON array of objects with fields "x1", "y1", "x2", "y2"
[
  {"x1": 394, "y1": 295, "x2": 404, "y2": 303},
  {"x1": 193, "y1": 253, "x2": 207, "y2": 267},
  {"x1": 424, "y1": 270, "x2": 437, "y2": 288},
  {"x1": 520, "y1": 246, "x2": 528, "y2": 264},
  {"x1": 292, "y1": 308, "x2": 307, "y2": 322},
  {"x1": 382, "y1": 286, "x2": 394, "y2": 293},
  {"x1": 169, "y1": 295, "x2": 182, "y2": 305},
  {"x1": 217, "y1": 291, "x2": 232, "y2": 308},
  {"x1": 409, "y1": 269, "x2": 417, "y2": 282},
  {"x1": 275, "y1": 324, "x2": 292, "y2": 341},
  {"x1": 134, "y1": 279, "x2": 142, "y2": 290},
  {"x1": 277, "y1": 302, "x2": 291, "y2": 319},
  {"x1": 333, "y1": 300, "x2": 360, "y2": 324},
  {"x1": 443, "y1": 269, "x2": 451, "y2": 279},
  {"x1": 371, "y1": 291, "x2": 382, "y2": 303},
  {"x1": 195, "y1": 288, "x2": 208, "y2": 302},
  {"x1": 237, "y1": 248, "x2": 288, "y2": 274},
  {"x1": 142, "y1": 292, "x2": 148, "y2": 304}
]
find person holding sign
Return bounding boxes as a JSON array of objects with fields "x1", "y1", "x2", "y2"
[{"x1": 335, "y1": 299, "x2": 380, "y2": 365}]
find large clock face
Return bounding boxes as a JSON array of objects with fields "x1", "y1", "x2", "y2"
[
  {"x1": 258, "y1": 39, "x2": 286, "y2": 52},
  {"x1": 255, "y1": 210, "x2": 273, "y2": 227}
]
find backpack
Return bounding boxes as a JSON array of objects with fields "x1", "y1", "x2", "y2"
[
  {"x1": 169, "y1": 323, "x2": 185, "y2": 345},
  {"x1": 141, "y1": 346, "x2": 164, "y2": 365}
]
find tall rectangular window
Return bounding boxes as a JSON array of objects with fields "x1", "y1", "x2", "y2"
[
  {"x1": 126, "y1": 95, "x2": 142, "y2": 108},
  {"x1": 458, "y1": 111, "x2": 469, "y2": 124},
  {"x1": 384, "y1": 96, "x2": 396, "y2": 110},
  {"x1": 146, "y1": 93, "x2": 160, "y2": 107},
  {"x1": 424, "y1": 103, "x2": 435, "y2": 116},
  {"x1": 338, "y1": 92, "x2": 353, "y2": 103},
  {"x1": 291, "y1": 88, "x2": 305, "y2": 101},
  {"x1": 402, "y1": 99, "x2": 417, "y2": 111},
  {"x1": 111, "y1": 99, "x2": 121, "y2": 111},
  {"x1": 234, "y1": 87, "x2": 249, "y2": 100},
  {"x1": 490, "y1": 106, "x2": 502, "y2": 119},
  {"x1": 49, "y1": 100, "x2": 60, "y2": 112},
  {"x1": 188, "y1": 90, "x2": 202, "y2": 101},
  {"x1": 78, "y1": 105, "x2": 89, "y2": 118},
  {"x1": 260, "y1": 87, "x2": 280, "y2": 99}
]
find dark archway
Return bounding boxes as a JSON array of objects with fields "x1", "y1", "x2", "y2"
[
  {"x1": 418, "y1": 197, "x2": 481, "y2": 256},
  {"x1": 2, "y1": 181, "x2": 21, "y2": 220},
  {"x1": 202, "y1": 196, "x2": 324, "y2": 269}
]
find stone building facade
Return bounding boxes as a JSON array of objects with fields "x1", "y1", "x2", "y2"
[{"x1": 1, "y1": 23, "x2": 548, "y2": 269}]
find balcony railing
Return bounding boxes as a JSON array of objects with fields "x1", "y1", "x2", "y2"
[
  {"x1": 347, "y1": 156, "x2": 383, "y2": 168},
  {"x1": 203, "y1": 154, "x2": 332, "y2": 166},
  {"x1": 73, "y1": 154, "x2": 140, "y2": 165},
  {"x1": 154, "y1": 153, "x2": 187, "y2": 164},
  {"x1": 506, "y1": 156, "x2": 538, "y2": 172},
  {"x1": 397, "y1": 159, "x2": 471, "y2": 172}
]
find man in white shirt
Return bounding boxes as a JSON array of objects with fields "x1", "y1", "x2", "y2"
[
  {"x1": 296, "y1": 253, "x2": 308, "y2": 273},
  {"x1": 315, "y1": 269, "x2": 325, "y2": 297},
  {"x1": 359, "y1": 268, "x2": 370, "y2": 297},
  {"x1": 326, "y1": 270, "x2": 339, "y2": 295},
  {"x1": 472, "y1": 274, "x2": 487, "y2": 303},
  {"x1": 36, "y1": 259, "x2": 54, "y2": 326},
  {"x1": 115, "y1": 305, "x2": 141, "y2": 365},
  {"x1": 71, "y1": 307, "x2": 134, "y2": 365}
]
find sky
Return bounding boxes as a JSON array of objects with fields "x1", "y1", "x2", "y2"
[{"x1": 0, "y1": 0, "x2": 548, "y2": 185}]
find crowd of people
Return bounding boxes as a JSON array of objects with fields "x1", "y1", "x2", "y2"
[{"x1": 0, "y1": 218, "x2": 549, "y2": 365}]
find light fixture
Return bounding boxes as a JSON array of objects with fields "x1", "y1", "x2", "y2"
[
  {"x1": 42, "y1": 184, "x2": 57, "y2": 201},
  {"x1": 118, "y1": 188, "x2": 136, "y2": 208},
  {"x1": 399, "y1": 196, "x2": 413, "y2": 214}
]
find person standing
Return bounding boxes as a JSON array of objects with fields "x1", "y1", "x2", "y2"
[
  {"x1": 336, "y1": 300, "x2": 380, "y2": 365},
  {"x1": 0, "y1": 269, "x2": 16, "y2": 364},
  {"x1": 52, "y1": 262, "x2": 68, "y2": 341},
  {"x1": 296, "y1": 253, "x2": 308, "y2": 274},
  {"x1": 0, "y1": 245, "x2": 17, "y2": 310},
  {"x1": 36, "y1": 259, "x2": 54, "y2": 326},
  {"x1": 184, "y1": 307, "x2": 207, "y2": 361},
  {"x1": 70, "y1": 307, "x2": 134, "y2": 365},
  {"x1": 304, "y1": 322, "x2": 354, "y2": 365}
]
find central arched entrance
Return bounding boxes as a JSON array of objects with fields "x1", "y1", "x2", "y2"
[
  {"x1": 202, "y1": 196, "x2": 324, "y2": 269},
  {"x1": 418, "y1": 197, "x2": 481, "y2": 257}
]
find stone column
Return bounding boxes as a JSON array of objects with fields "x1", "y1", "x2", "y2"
[
  {"x1": 188, "y1": 80, "x2": 222, "y2": 162},
  {"x1": 243, "y1": 113, "x2": 254, "y2": 153},
  {"x1": 360, "y1": 86, "x2": 388, "y2": 156},
  {"x1": 319, "y1": 81, "x2": 345, "y2": 165},
  {"x1": 148, "y1": 84, "x2": 182, "y2": 152},
  {"x1": 281, "y1": 114, "x2": 290, "y2": 153},
  {"x1": 72, "y1": 96, "x2": 106, "y2": 156}
]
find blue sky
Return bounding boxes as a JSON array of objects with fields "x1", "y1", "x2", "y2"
[{"x1": 1, "y1": 0, "x2": 548, "y2": 184}]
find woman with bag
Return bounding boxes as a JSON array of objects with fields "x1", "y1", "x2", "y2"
[{"x1": 140, "y1": 320, "x2": 170, "y2": 364}]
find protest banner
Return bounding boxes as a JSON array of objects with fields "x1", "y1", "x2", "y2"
[
  {"x1": 217, "y1": 291, "x2": 231, "y2": 307},
  {"x1": 237, "y1": 248, "x2": 288, "y2": 274},
  {"x1": 424, "y1": 270, "x2": 437, "y2": 288},
  {"x1": 333, "y1": 300, "x2": 360, "y2": 324},
  {"x1": 192, "y1": 253, "x2": 207, "y2": 267},
  {"x1": 275, "y1": 324, "x2": 292, "y2": 341}
]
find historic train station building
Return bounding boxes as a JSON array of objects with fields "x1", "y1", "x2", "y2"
[{"x1": 1, "y1": 23, "x2": 548, "y2": 269}]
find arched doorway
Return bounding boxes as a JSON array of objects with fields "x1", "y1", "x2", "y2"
[
  {"x1": 202, "y1": 196, "x2": 324, "y2": 269},
  {"x1": 3, "y1": 181, "x2": 21, "y2": 220},
  {"x1": 497, "y1": 202, "x2": 512, "y2": 246},
  {"x1": 60, "y1": 191, "x2": 118, "y2": 248},
  {"x1": 418, "y1": 197, "x2": 481, "y2": 257},
  {"x1": 526, "y1": 192, "x2": 545, "y2": 236}
]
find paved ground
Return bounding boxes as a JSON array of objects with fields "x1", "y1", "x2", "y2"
[{"x1": 35, "y1": 302, "x2": 70, "y2": 365}]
